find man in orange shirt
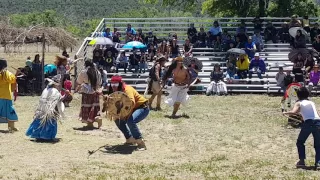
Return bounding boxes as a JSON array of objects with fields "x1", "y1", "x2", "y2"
[
  {"x1": 106, "y1": 75, "x2": 149, "y2": 150},
  {"x1": 0, "y1": 58, "x2": 18, "y2": 132}
]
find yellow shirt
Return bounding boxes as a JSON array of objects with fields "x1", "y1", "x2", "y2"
[
  {"x1": 124, "y1": 85, "x2": 148, "y2": 110},
  {"x1": 0, "y1": 70, "x2": 16, "y2": 100},
  {"x1": 236, "y1": 58, "x2": 250, "y2": 71}
]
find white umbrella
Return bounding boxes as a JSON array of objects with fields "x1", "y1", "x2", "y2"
[
  {"x1": 227, "y1": 48, "x2": 246, "y2": 55},
  {"x1": 89, "y1": 37, "x2": 114, "y2": 45},
  {"x1": 289, "y1": 27, "x2": 308, "y2": 37}
]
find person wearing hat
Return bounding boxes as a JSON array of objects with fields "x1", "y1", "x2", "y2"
[
  {"x1": 0, "y1": 58, "x2": 18, "y2": 132},
  {"x1": 26, "y1": 74, "x2": 65, "y2": 141},
  {"x1": 106, "y1": 75, "x2": 149, "y2": 150},
  {"x1": 307, "y1": 64, "x2": 320, "y2": 93},
  {"x1": 163, "y1": 56, "x2": 191, "y2": 118},
  {"x1": 148, "y1": 56, "x2": 167, "y2": 110},
  {"x1": 248, "y1": 53, "x2": 266, "y2": 84}
]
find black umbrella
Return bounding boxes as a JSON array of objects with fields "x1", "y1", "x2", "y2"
[{"x1": 183, "y1": 57, "x2": 203, "y2": 70}]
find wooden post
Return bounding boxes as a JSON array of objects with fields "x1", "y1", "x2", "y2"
[{"x1": 41, "y1": 33, "x2": 46, "y2": 90}]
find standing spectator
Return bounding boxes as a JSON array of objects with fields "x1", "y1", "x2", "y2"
[
  {"x1": 26, "y1": 56, "x2": 32, "y2": 69},
  {"x1": 252, "y1": 31, "x2": 264, "y2": 52},
  {"x1": 183, "y1": 39, "x2": 193, "y2": 57},
  {"x1": 264, "y1": 21, "x2": 277, "y2": 43},
  {"x1": 245, "y1": 36, "x2": 257, "y2": 59},
  {"x1": 307, "y1": 65, "x2": 320, "y2": 92},
  {"x1": 236, "y1": 54, "x2": 250, "y2": 79},
  {"x1": 187, "y1": 23, "x2": 198, "y2": 44},
  {"x1": 158, "y1": 40, "x2": 169, "y2": 59},
  {"x1": 103, "y1": 28, "x2": 113, "y2": 39},
  {"x1": 197, "y1": 27, "x2": 207, "y2": 48},
  {"x1": 129, "y1": 48, "x2": 140, "y2": 73},
  {"x1": 206, "y1": 64, "x2": 227, "y2": 96},
  {"x1": 276, "y1": 67, "x2": 287, "y2": 93},
  {"x1": 116, "y1": 51, "x2": 128, "y2": 73},
  {"x1": 92, "y1": 45, "x2": 103, "y2": 66},
  {"x1": 32, "y1": 54, "x2": 42, "y2": 94},
  {"x1": 248, "y1": 53, "x2": 266, "y2": 85},
  {"x1": 294, "y1": 30, "x2": 307, "y2": 49},
  {"x1": 139, "y1": 52, "x2": 147, "y2": 74},
  {"x1": 170, "y1": 39, "x2": 180, "y2": 58}
]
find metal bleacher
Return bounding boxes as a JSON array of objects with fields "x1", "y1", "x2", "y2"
[{"x1": 75, "y1": 17, "x2": 318, "y2": 94}]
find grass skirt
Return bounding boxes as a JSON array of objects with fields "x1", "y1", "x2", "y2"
[{"x1": 26, "y1": 118, "x2": 57, "y2": 140}]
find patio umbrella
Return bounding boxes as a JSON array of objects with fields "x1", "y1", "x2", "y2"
[
  {"x1": 289, "y1": 27, "x2": 308, "y2": 37},
  {"x1": 227, "y1": 48, "x2": 246, "y2": 55},
  {"x1": 122, "y1": 41, "x2": 147, "y2": 49},
  {"x1": 89, "y1": 37, "x2": 114, "y2": 45},
  {"x1": 183, "y1": 57, "x2": 203, "y2": 70}
]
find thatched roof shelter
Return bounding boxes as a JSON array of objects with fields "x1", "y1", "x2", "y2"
[{"x1": 0, "y1": 22, "x2": 78, "y2": 50}]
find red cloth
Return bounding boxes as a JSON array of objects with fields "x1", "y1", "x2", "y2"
[
  {"x1": 284, "y1": 83, "x2": 302, "y2": 99},
  {"x1": 61, "y1": 80, "x2": 72, "y2": 96}
]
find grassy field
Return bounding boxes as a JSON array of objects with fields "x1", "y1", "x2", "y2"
[{"x1": 1, "y1": 51, "x2": 320, "y2": 179}]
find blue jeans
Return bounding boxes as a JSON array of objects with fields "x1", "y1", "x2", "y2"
[
  {"x1": 297, "y1": 120, "x2": 320, "y2": 164},
  {"x1": 249, "y1": 70, "x2": 263, "y2": 79},
  {"x1": 115, "y1": 107, "x2": 150, "y2": 139}
]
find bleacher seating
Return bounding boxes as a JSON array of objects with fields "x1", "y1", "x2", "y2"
[{"x1": 75, "y1": 17, "x2": 318, "y2": 94}]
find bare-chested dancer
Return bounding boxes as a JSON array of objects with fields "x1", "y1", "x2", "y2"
[{"x1": 163, "y1": 56, "x2": 191, "y2": 118}]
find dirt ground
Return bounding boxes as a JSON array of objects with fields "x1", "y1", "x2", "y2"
[{"x1": 1, "y1": 52, "x2": 320, "y2": 179}]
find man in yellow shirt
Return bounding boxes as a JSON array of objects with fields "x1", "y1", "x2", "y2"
[
  {"x1": 106, "y1": 75, "x2": 149, "y2": 150},
  {"x1": 0, "y1": 58, "x2": 18, "y2": 132}
]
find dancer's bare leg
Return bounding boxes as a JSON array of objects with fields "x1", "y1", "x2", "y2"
[
  {"x1": 156, "y1": 91, "x2": 163, "y2": 110},
  {"x1": 8, "y1": 121, "x2": 18, "y2": 132},
  {"x1": 171, "y1": 102, "x2": 181, "y2": 118},
  {"x1": 148, "y1": 94, "x2": 156, "y2": 108}
]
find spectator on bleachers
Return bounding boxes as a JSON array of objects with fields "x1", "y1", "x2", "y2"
[
  {"x1": 183, "y1": 39, "x2": 193, "y2": 57},
  {"x1": 245, "y1": 36, "x2": 257, "y2": 59},
  {"x1": 140, "y1": 52, "x2": 147, "y2": 73},
  {"x1": 221, "y1": 30, "x2": 231, "y2": 47},
  {"x1": 289, "y1": 15, "x2": 302, "y2": 28},
  {"x1": 253, "y1": 17, "x2": 264, "y2": 33},
  {"x1": 252, "y1": 31, "x2": 264, "y2": 52},
  {"x1": 292, "y1": 53, "x2": 305, "y2": 84},
  {"x1": 206, "y1": 63, "x2": 227, "y2": 96},
  {"x1": 148, "y1": 44, "x2": 156, "y2": 62},
  {"x1": 103, "y1": 28, "x2": 113, "y2": 39},
  {"x1": 248, "y1": 53, "x2": 266, "y2": 84},
  {"x1": 226, "y1": 60, "x2": 236, "y2": 83},
  {"x1": 187, "y1": 23, "x2": 198, "y2": 44},
  {"x1": 264, "y1": 21, "x2": 277, "y2": 43},
  {"x1": 305, "y1": 53, "x2": 315, "y2": 73},
  {"x1": 302, "y1": 16, "x2": 310, "y2": 33},
  {"x1": 307, "y1": 65, "x2": 320, "y2": 92},
  {"x1": 125, "y1": 32, "x2": 134, "y2": 43},
  {"x1": 236, "y1": 21, "x2": 247, "y2": 42},
  {"x1": 170, "y1": 39, "x2": 180, "y2": 58},
  {"x1": 312, "y1": 35, "x2": 320, "y2": 63},
  {"x1": 112, "y1": 28, "x2": 121, "y2": 43},
  {"x1": 116, "y1": 51, "x2": 128, "y2": 73},
  {"x1": 129, "y1": 48, "x2": 140, "y2": 73},
  {"x1": 103, "y1": 51, "x2": 115, "y2": 72},
  {"x1": 145, "y1": 32, "x2": 158, "y2": 48},
  {"x1": 222, "y1": 35, "x2": 235, "y2": 51},
  {"x1": 235, "y1": 36, "x2": 245, "y2": 49},
  {"x1": 209, "y1": 21, "x2": 222, "y2": 41},
  {"x1": 104, "y1": 44, "x2": 118, "y2": 59},
  {"x1": 133, "y1": 34, "x2": 144, "y2": 43},
  {"x1": 294, "y1": 30, "x2": 307, "y2": 48},
  {"x1": 158, "y1": 40, "x2": 169, "y2": 60},
  {"x1": 276, "y1": 67, "x2": 286, "y2": 93},
  {"x1": 137, "y1": 28, "x2": 145, "y2": 43},
  {"x1": 93, "y1": 45, "x2": 103, "y2": 66},
  {"x1": 197, "y1": 27, "x2": 207, "y2": 48},
  {"x1": 278, "y1": 22, "x2": 290, "y2": 43},
  {"x1": 236, "y1": 54, "x2": 250, "y2": 79},
  {"x1": 126, "y1": 24, "x2": 136, "y2": 35},
  {"x1": 310, "y1": 23, "x2": 320, "y2": 43},
  {"x1": 213, "y1": 36, "x2": 222, "y2": 52}
]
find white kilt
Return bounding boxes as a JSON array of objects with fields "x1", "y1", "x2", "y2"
[{"x1": 165, "y1": 84, "x2": 190, "y2": 106}]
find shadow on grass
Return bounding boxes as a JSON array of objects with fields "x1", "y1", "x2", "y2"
[
  {"x1": 297, "y1": 165, "x2": 319, "y2": 171},
  {"x1": 30, "y1": 138, "x2": 61, "y2": 144},
  {"x1": 73, "y1": 126, "x2": 100, "y2": 131},
  {"x1": 101, "y1": 144, "x2": 137, "y2": 155},
  {"x1": 164, "y1": 114, "x2": 190, "y2": 119},
  {"x1": 0, "y1": 130, "x2": 10, "y2": 134}
]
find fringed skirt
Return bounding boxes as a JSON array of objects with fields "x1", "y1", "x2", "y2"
[
  {"x1": 79, "y1": 93, "x2": 100, "y2": 123},
  {"x1": 26, "y1": 118, "x2": 57, "y2": 140}
]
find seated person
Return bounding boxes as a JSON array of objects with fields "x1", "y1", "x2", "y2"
[
  {"x1": 188, "y1": 60, "x2": 201, "y2": 84},
  {"x1": 276, "y1": 67, "x2": 287, "y2": 93},
  {"x1": 226, "y1": 60, "x2": 236, "y2": 83},
  {"x1": 116, "y1": 51, "x2": 128, "y2": 73},
  {"x1": 248, "y1": 53, "x2": 266, "y2": 84},
  {"x1": 236, "y1": 54, "x2": 250, "y2": 79},
  {"x1": 245, "y1": 36, "x2": 256, "y2": 59},
  {"x1": 206, "y1": 64, "x2": 227, "y2": 96},
  {"x1": 129, "y1": 48, "x2": 140, "y2": 73},
  {"x1": 307, "y1": 65, "x2": 320, "y2": 92}
]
